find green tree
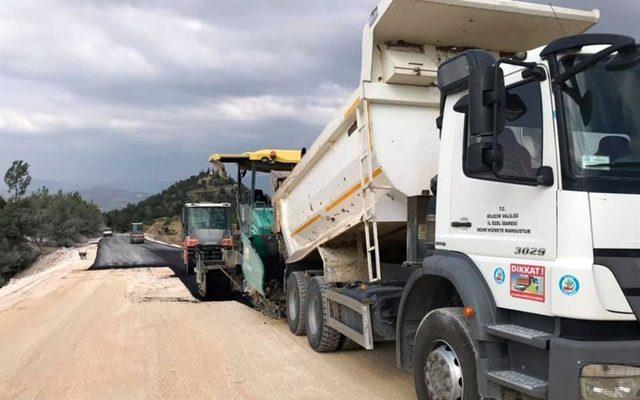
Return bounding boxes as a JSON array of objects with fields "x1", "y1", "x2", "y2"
[
  {"x1": 0, "y1": 198, "x2": 37, "y2": 285},
  {"x1": 26, "y1": 187, "x2": 52, "y2": 250},
  {"x1": 4, "y1": 160, "x2": 32, "y2": 202},
  {"x1": 0, "y1": 185, "x2": 104, "y2": 286}
]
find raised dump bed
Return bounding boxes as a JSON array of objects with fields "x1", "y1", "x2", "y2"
[{"x1": 273, "y1": 0, "x2": 598, "y2": 283}]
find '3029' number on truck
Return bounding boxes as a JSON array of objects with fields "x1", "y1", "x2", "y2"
[{"x1": 514, "y1": 247, "x2": 546, "y2": 256}]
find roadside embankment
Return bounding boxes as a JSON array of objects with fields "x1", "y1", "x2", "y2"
[
  {"x1": 0, "y1": 241, "x2": 98, "y2": 313},
  {"x1": 145, "y1": 217, "x2": 181, "y2": 246}
]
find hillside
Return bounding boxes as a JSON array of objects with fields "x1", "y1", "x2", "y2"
[
  {"x1": 145, "y1": 217, "x2": 182, "y2": 246},
  {"x1": 104, "y1": 171, "x2": 239, "y2": 232}
]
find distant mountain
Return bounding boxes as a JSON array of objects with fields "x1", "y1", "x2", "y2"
[
  {"x1": 100, "y1": 180, "x2": 173, "y2": 195},
  {"x1": 26, "y1": 179, "x2": 78, "y2": 194},
  {"x1": 79, "y1": 186, "x2": 149, "y2": 211},
  {"x1": 6, "y1": 179, "x2": 150, "y2": 211}
]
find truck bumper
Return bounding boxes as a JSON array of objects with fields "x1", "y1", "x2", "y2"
[{"x1": 548, "y1": 337, "x2": 640, "y2": 399}]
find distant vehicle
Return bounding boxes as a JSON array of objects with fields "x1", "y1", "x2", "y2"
[
  {"x1": 102, "y1": 229, "x2": 113, "y2": 237},
  {"x1": 129, "y1": 222, "x2": 145, "y2": 244}
]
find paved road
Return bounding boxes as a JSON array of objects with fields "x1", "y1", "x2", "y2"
[
  {"x1": 0, "y1": 242, "x2": 415, "y2": 400},
  {"x1": 93, "y1": 234, "x2": 183, "y2": 269}
]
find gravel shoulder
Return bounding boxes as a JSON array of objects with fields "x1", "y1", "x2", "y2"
[{"x1": 0, "y1": 237, "x2": 414, "y2": 400}]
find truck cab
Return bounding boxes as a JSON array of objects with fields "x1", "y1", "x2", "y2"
[{"x1": 429, "y1": 36, "x2": 640, "y2": 399}]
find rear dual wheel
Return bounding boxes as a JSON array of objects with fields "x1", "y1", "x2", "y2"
[
  {"x1": 306, "y1": 276, "x2": 342, "y2": 352},
  {"x1": 287, "y1": 273, "x2": 362, "y2": 352},
  {"x1": 286, "y1": 271, "x2": 308, "y2": 335}
]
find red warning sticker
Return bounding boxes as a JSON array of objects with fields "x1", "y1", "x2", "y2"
[{"x1": 510, "y1": 264, "x2": 545, "y2": 302}]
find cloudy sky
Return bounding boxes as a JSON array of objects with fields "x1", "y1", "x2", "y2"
[{"x1": 1, "y1": 0, "x2": 638, "y2": 193}]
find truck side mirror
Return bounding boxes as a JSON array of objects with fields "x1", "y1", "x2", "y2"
[
  {"x1": 466, "y1": 138, "x2": 503, "y2": 174},
  {"x1": 536, "y1": 166, "x2": 554, "y2": 187},
  {"x1": 468, "y1": 65, "x2": 505, "y2": 136}
]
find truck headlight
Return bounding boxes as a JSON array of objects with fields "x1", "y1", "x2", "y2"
[{"x1": 581, "y1": 364, "x2": 640, "y2": 400}]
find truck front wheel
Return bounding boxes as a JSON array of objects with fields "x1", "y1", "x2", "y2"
[
  {"x1": 305, "y1": 276, "x2": 342, "y2": 352},
  {"x1": 413, "y1": 308, "x2": 479, "y2": 400},
  {"x1": 286, "y1": 271, "x2": 308, "y2": 336}
]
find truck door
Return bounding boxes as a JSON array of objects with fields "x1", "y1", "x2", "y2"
[{"x1": 447, "y1": 72, "x2": 558, "y2": 313}]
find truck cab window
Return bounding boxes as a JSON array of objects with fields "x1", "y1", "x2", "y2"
[
  {"x1": 560, "y1": 53, "x2": 640, "y2": 192},
  {"x1": 465, "y1": 80, "x2": 543, "y2": 181}
]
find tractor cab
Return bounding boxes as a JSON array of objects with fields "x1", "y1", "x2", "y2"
[
  {"x1": 210, "y1": 149, "x2": 301, "y2": 300},
  {"x1": 181, "y1": 202, "x2": 232, "y2": 276}
]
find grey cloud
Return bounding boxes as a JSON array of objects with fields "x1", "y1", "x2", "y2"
[{"x1": 1, "y1": 0, "x2": 638, "y2": 191}]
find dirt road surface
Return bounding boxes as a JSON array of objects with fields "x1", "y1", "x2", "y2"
[{"x1": 0, "y1": 238, "x2": 414, "y2": 400}]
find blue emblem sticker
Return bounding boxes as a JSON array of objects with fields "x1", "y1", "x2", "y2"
[
  {"x1": 494, "y1": 268, "x2": 505, "y2": 285},
  {"x1": 559, "y1": 275, "x2": 580, "y2": 296}
]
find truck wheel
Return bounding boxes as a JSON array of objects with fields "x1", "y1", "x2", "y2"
[
  {"x1": 339, "y1": 336, "x2": 361, "y2": 351},
  {"x1": 186, "y1": 257, "x2": 195, "y2": 275},
  {"x1": 413, "y1": 308, "x2": 479, "y2": 400},
  {"x1": 306, "y1": 276, "x2": 342, "y2": 352},
  {"x1": 286, "y1": 271, "x2": 308, "y2": 335}
]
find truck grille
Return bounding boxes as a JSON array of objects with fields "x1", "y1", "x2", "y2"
[{"x1": 595, "y1": 249, "x2": 640, "y2": 320}]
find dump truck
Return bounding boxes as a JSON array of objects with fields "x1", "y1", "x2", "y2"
[
  {"x1": 129, "y1": 222, "x2": 145, "y2": 244},
  {"x1": 260, "y1": 1, "x2": 638, "y2": 399},
  {"x1": 203, "y1": 1, "x2": 640, "y2": 398},
  {"x1": 208, "y1": 149, "x2": 301, "y2": 310}
]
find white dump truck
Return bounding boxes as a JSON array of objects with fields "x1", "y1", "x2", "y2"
[{"x1": 270, "y1": 0, "x2": 640, "y2": 399}]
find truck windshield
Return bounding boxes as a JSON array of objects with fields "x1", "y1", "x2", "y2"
[
  {"x1": 559, "y1": 52, "x2": 640, "y2": 193},
  {"x1": 187, "y1": 208, "x2": 229, "y2": 233}
]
